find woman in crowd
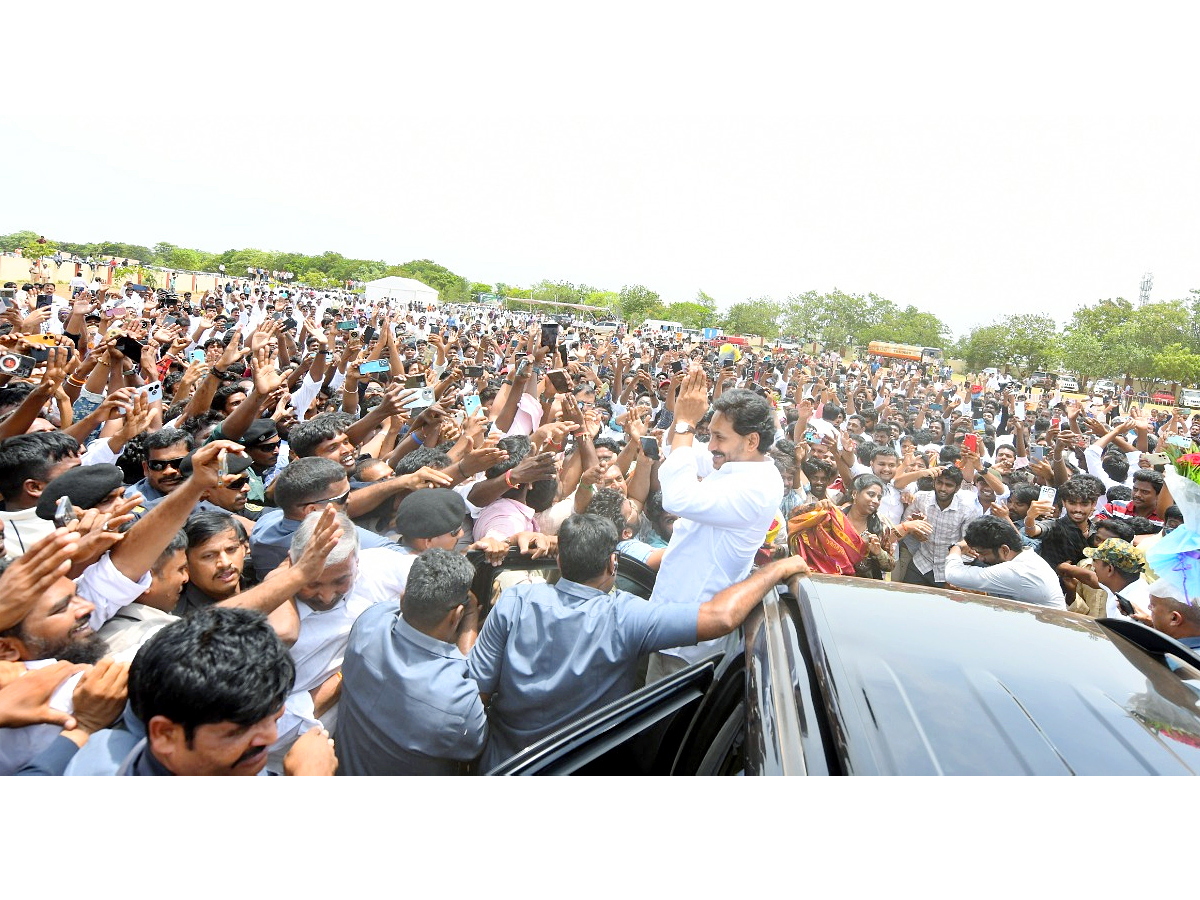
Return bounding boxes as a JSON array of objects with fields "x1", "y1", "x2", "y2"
[{"x1": 787, "y1": 473, "x2": 895, "y2": 579}]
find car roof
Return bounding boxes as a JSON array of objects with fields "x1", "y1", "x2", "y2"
[{"x1": 796, "y1": 576, "x2": 1200, "y2": 775}]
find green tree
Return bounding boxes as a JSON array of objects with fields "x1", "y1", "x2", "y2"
[
  {"x1": 1152, "y1": 344, "x2": 1200, "y2": 389},
  {"x1": 722, "y1": 297, "x2": 780, "y2": 338},
  {"x1": 663, "y1": 301, "x2": 718, "y2": 329},
  {"x1": 390, "y1": 259, "x2": 471, "y2": 304},
  {"x1": 0, "y1": 231, "x2": 38, "y2": 252},
  {"x1": 1001, "y1": 314, "x2": 1060, "y2": 376},
  {"x1": 618, "y1": 284, "x2": 664, "y2": 323},
  {"x1": 951, "y1": 323, "x2": 1010, "y2": 372},
  {"x1": 1059, "y1": 297, "x2": 1133, "y2": 390}
]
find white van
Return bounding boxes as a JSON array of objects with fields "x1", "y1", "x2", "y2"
[
  {"x1": 1181, "y1": 388, "x2": 1200, "y2": 409},
  {"x1": 640, "y1": 319, "x2": 683, "y2": 335}
]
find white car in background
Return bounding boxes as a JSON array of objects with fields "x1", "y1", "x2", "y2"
[
  {"x1": 1058, "y1": 375, "x2": 1079, "y2": 392},
  {"x1": 1094, "y1": 378, "x2": 1118, "y2": 396},
  {"x1": 1181, "y1": 388, "x2": 1200, "y2": 409}
]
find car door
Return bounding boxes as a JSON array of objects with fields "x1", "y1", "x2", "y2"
[{"x1": 487, "y1": 659, "x2": 718, "y2": 775}]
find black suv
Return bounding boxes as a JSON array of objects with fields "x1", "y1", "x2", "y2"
[{"x1": 475, "y1": 552, "x2": 1200, "y2": 775}]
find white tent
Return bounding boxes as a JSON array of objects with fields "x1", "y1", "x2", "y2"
[{"x1": 363, "y1": 276, "x2": 439, "y2": 307}]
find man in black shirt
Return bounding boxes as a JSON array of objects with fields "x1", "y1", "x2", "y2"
[{"x1": 1024, "y1": 474, "x2": 1104, "y2": 594}]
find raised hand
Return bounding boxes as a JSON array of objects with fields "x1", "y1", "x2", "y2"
[
  {"x1": 251, "y1": 345, "x2": 284, "y2": 396},
  {"x1": 294, "y1": 506, "x2": 344, "y2": 581},
  {"x1": 0, "y1": 529, "x2": 81, "y2": 631},
  {"x1": 71, "y1": 658, "x2": 130, "y2": 733}
]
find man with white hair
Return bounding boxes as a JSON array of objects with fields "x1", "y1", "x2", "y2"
[{"x1": 263, "y1": 510, "x2": 412, "y2": 770}]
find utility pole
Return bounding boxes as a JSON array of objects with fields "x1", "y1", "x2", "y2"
[{"x1": 1139, "y1": 271, "x2": 1153, "y2": 306}]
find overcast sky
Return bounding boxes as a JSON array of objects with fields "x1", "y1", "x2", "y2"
[{"x1": 4, "y1": 2, "x2": 1197, "y2": 340}]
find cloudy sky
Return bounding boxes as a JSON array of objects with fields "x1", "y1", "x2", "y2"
[{"x1": 4, "y1": 2, "x2": 1196, "y2": 340}]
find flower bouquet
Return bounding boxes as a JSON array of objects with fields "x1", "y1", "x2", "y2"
[{"x1": 1145, "y1": 445, "x2": 1200, "y2": 605}]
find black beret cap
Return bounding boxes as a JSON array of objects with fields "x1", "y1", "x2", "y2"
[
  {"x1": 394, "y1": 488, "x2": 467, "y2": 540},
  {"x1": 36, "y1": 464, "x2": 125, "y2": 519},
  {"x1": 240, "y1": 419, "x2": 279, "y2": 448}
]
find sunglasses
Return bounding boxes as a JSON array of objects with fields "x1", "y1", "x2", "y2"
[
  {"x1": 312, "y1": 487, "x2": 351, "y2": 506},
  {"x1": 222, "y1": 476, "x2": 250, "y2": 490},
  {"x1": 253, "y1": 440, "x2": 281, "y2": 451},
  {"x1": 147, "y1": 456, "x2": 187, "y2": 472}
]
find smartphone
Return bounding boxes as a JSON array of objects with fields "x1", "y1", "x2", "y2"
[
  {"x1": 405, "y1": 374, "x2": 427, "y2": 390},
  {"x1": 640, "y1": 436, "x2": 661, "y2": 460},
  {"x1": 1038, "y1": 486, "x2": 1057, "y2": 505},
  {"x1": 336, "y1": 320, "x2": 356, "y2": 330},
  {"x1": 0, "y1": 288, "x2": 14, "y2": 302},
  {"x1": 36, "y1": 295, "x2": 54, "y2": 309},
  {"x1": 547, "y1": 369, "x2": 572, "y2": 392},
  {"x1": 670, "y1": 360, "x2": 684, "y2": 374},
  {"x1": 362, "y1": 325, "x2": 376, "y2": 343},
  {"x1": 54, "y1": 495, "x2": 78, "y2": 529},
  {"x1": 1030, "y1": 445, "x2": 1045, "y2": 462},
  {"x1": 464, "y1": 365, "x2": 484, "y2": 378},
  {"x1": 463, "y1": 394, "x2": 482, "y2": 417},
  {"x1": 1145, "y1": 452, "x2": 1170, "y2": 466},
  {"x1": 1050, "y1": 416, "x2": 1061, "y2": 429},
  {"x1": 134, "y1": 382, "x2": 163, "y2": 404},
  {"x1": 1114, "y1": 593, "x2": 1135, "y2": 617},
  {"x1": 974, "y1": 418, "x2": 986, "y2": 433},
  {"x1": 0, "y1": 353, "x2": 35, "y2": 377},
  {"x1": 962, "y1": 433, "x2": 979, "y2": 454},
  {"x1": 929, "y1": 403, "x2": 943, "y2": 412},
  {"x1": 540, "y1": 323, "x2": 560, "y2": 349},
  {"x1": 452, "y1": 409, "x2": 465, "y2": 426},
  {"x1": 359, "y1": 358, "x2": 391, "y2": 375},
  {"x1": 611, "y1": 336, "x2": 619, "y2": 345},
  {"x1": 190, "y1": 349, "x2": 207, "y2": 363},
  {"x1": 404, "y1": 387, "x2": 435, "y2": 411},
  {"x1": 803, "y1": 427, "x2": 818, "y2": 444},
  {"x1": 163, "y1": 315, "x2": 177, "y2": 325},
  {"x1": 115, "y1": 334, "x2": 144, "y2": 359},
  {"x1": 23, "y1": 333, "x2": 59, "y2": 347}
]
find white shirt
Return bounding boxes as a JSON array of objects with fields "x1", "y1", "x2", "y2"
[
  {"x1": 944, "y1": 549, "x2": 1066, "y2": 608},
  {"x1": 1103, "y1": 576, "x2": 1151, "y2": 619},
  {"x1": 652, "y1": 444, "x2": 784, "y2": 664},
  {"x1": 288, "y1": 547, "x2": 408, "y2": 695},
  {"x1": 0, "y1": 507, "x2": 55, "y2": 559}
]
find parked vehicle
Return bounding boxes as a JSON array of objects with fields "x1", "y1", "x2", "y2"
[
  {"x1": 1152, "y1": 390, "x2": 1178, "y2": 405},
  {"x1": 1181, "y1": 388, "x2": 1200, "y2": 409},
  {"x1": 1030, "y1": 371, "x2": 1054, "y2": 388},
  {"x1": 1094, "y1": 378, "x2": 1118, "y2": 396},
  {"x1": 475, "y1": 552, "x2": 1200, "y2": 775},
  {"x1": 867, "y1": 341, "x2": 942, "y2": 364},
  {"x1": 1058, "y1": 375, "x2": 1079, "y2": 392}
]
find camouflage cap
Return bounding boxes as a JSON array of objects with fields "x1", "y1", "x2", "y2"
[{"x1": 1084, "y1": 538, "x2": 1145, "y2": 575}]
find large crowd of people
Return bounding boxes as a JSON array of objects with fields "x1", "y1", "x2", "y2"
[{"x1": 0, "y1": 274, "x2": 1196, "y2": 776}]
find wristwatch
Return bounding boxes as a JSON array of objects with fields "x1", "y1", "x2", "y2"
[{"x1": 674, "y1": 421, "x2": 695, "y2": 435}]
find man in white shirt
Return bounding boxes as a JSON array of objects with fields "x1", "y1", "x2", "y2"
[
  {"x1": 647, "y1": 369, "x2": 784, "y2": 681},
  {"x1": 945, "y1": 516, "x2": 1065, "y2": 609},
  {"x1": 264, "y1": 511, "x2": 414, "y2": 769}
]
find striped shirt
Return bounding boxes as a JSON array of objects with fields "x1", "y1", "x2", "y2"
[{"x1": 902, "y1": 490, "x2": 981, "y2": 582}]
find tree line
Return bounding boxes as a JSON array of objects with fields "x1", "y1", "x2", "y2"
[
  {"x1": 952, "y1": 294, "x2": 1200, "y2": 391},
  {"x1": 6, "y1": 229, "x2": 1195, "y2": 388}
]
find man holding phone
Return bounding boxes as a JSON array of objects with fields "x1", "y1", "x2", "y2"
[{"x1": 1084, "y1": 538, "x2": 1149, "y2": 619}]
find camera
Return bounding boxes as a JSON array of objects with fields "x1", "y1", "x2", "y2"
[{"x1": 0, "y1": 353, "x2": 35, "y2": 377}]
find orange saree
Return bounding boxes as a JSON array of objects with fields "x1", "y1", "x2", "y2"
[{"x1": 786, "y1": 504, "x2": 867, "y2": 576}]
